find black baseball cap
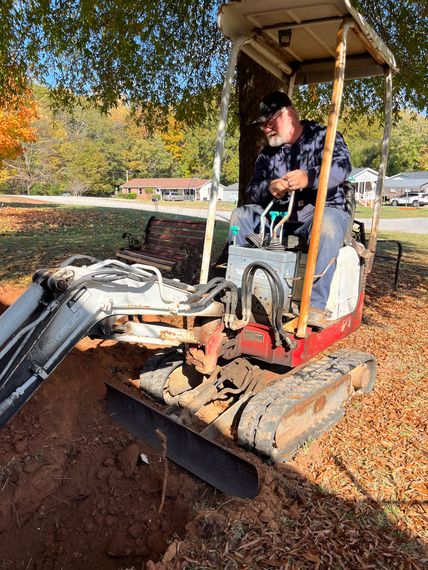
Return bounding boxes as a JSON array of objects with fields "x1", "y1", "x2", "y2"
[{"x1": 252, "y1": 91, "x2": 293, "y2": 125}]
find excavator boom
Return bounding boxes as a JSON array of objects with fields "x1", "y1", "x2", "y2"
[{"x1": 0, "y1": 258, "x2": 223, "y2": 428}]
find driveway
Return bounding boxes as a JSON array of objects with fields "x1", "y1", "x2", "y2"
[
  {"x1": 9, "y1": 195, "x2": 428, "y2": 234},
  {"x1": 14, "y1": 195, "x2": 233, "y2": 223}
]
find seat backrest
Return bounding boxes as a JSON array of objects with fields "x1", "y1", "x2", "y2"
[
  {"x1": 144, "y1": 217, "x2": 207, "y2": 250},
  {"x1": 343, "y1": 181, "x2": 356, "y2": 245}
]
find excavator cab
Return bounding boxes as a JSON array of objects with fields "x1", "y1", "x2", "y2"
[{"x1": 0, "y1": 1, "x2": 396, "y2": 499}]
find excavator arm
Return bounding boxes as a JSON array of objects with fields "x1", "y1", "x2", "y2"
[{"x1": 0, "y1": 258, "x2": 226, "y2": 428}]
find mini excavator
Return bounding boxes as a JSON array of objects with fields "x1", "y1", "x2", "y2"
[{"x1": 0, "y1": 1, "x2": 396, "y2": 498}]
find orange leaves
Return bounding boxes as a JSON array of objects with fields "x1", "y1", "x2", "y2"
[
  {"x1": 159, "y1": 114, "x2": 185, "y2": 161},
  {"x1": 0, "y1": 90, "x2": 38, "y2": 163}
]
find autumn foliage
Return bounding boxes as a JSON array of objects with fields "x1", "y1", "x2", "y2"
[{"x1": 0, "y1": 91, "x2": 38, "y2": 164}]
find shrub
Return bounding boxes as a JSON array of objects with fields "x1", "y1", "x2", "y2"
[
  {"x1": 29, "y1": 184, "x2": 64, "y2": 195},
  {"x1": 119, "y1": 192, "x2": 137, "y2": 200}
]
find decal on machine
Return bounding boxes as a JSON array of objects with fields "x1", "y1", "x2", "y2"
[
  {"x1": 244, "y1": 330, "x2": 264, "y2": 342},
  {"x1": 67, "y1": 287, "x2": 91, "y2": 313}
]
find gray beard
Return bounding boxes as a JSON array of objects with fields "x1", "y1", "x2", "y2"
[{"x1": 267, "y1": 134, "x2": 286, "y2": 147}]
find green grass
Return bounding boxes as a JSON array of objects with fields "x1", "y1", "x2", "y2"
[
  {"x1": 1, "y1": 201, "x2": 426, "y2": 287},
  {"x1": 0, "y1": 203, "x2": 229, "y2": 286},
  {"x1": 356, "y1": 204, "x2": 428, "y2": 219},
  {"x1": 378, "y1": 231, "x2": 428, "y2": 254}
]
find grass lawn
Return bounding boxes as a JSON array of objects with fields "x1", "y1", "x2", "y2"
[
  {"x1": 0, "y1": 202, "x2": 230, "y2": 285},
  {"x1": 1, "y1": 201, "x2": 426, "y2": 287},
  {"x1": 356, "y1": 204, "x2": 428, "y2": 219}
]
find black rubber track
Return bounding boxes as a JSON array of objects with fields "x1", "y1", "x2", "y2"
[
  {"x1": 138, "y1": 347, "x2": 184, "y2": 402},
  {"x1": 237, "y1": 349, "x2": 376, "y2": 460}
]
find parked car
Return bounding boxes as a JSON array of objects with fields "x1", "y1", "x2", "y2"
[
  {"x1": 389, "y1": 192, "x2": 428, "y2": 207},
  {"x1": 163, "y1": 191, "x2": 185, "y2": 201}
]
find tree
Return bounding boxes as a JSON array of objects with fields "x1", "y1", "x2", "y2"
[
  {"x1": 0, "y1": 1, "x2": 227, "y2": 126},
  {"x1": 387, "y1": 113, "x2": 428, "y2": 174},
  {"x1": 0, "y1": 1, "x2": 425, "y2": 119},
  {"x1": 0, "y1": 92, "x2": 37, "y2": 165},
  {"x1": 124, "y1": 127, "x2": 181, "y2": 178},
  {"x1": 0, "y1": 2, "x2": 425, "y2": 197}
]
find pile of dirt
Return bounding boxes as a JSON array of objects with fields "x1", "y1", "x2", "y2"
[
  {"x1": 0, "y1": 325, "x2": 211, "y2": 569},
  {"x1": 0, "y1": 246, "x2": 427, "y2": 569}
]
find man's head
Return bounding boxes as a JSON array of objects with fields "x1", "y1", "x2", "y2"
[{"x1": 254, "y1": 91, "x2": 302, "y2": 147}]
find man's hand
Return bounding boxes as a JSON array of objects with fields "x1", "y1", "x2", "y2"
[
  {"x1": 283, "y1": 170, "x2": 308, "y2": 191},
  {"x1": 269, "y1": 169, "x2": 308, "y2": 199},
  {"x1": 269, "y1": 178, "x2": 290, "y2": 199}
]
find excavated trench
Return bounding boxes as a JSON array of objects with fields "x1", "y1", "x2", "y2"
[{"x1": 0, "y1": 289, "x2": 215, "y2": 568}]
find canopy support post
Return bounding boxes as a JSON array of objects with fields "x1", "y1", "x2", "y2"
[
  {"x1": 296, "y1": 20, "x2": 352, "y2": 338},
  {"x1": 200, "y1": 37, "x2": 248, "y2": 284},
  {"x1": 366, "y1": 68, "x2": 393, "y2": 269}
]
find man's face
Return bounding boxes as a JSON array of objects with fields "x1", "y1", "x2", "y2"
[{"x1": 260, "y1": 107, "x2": 299, "y2": 147}]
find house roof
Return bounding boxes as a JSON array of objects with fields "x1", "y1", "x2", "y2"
[
  {"x1": 348, "y1": 167, "x2": 378, "y2": 178},
  {"x1": 122, "y1": 178, "x2": 211, "y2": 190},
  {"x1": 384, "y1": 179, "x2": 428, "y2": 190},
  {"x1": 224, "y1": 183, "x2": 239, "y2": 192},
  {"x1": 387, "y1": 171, "x2": 428, "y2": 181}
]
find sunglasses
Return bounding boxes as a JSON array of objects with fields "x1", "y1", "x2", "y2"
[{"x1": 259, "y1": 107, "x2": 287, "y2": 129}]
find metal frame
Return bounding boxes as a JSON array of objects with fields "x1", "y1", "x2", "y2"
[
  {"x1": 200, "y1": 37, "x2": 248, "y2": 284},
  {"x1": 201, "y1": 0, "x2": 395, "y2": 337},
  {"x1": 296, "y1": 19, "x2": 351, "y2": 336}
]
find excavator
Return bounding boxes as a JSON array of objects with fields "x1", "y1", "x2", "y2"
[{"x1": 0, "y1": 0, "x2": 396, "y2": 499}]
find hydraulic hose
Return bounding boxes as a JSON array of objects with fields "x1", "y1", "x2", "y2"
[
  {"x1": 184, "y1": 280, "x2": 239, "y2": 314},
  {"x1": 185, "y1": 278, "x2": 227, "y2": 303},
  {"x1": 240, "y1": 261, "x2": 293, "y2": 348}
]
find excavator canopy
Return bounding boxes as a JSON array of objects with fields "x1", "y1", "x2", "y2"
[{"x1": 218, "y1": 0, "x2": 397, "y2": 84}]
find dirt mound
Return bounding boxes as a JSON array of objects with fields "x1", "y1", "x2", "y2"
[{"x1": 0, "y1": 296, "x2": 210, "y2": 568}]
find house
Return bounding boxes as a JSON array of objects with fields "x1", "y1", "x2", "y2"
[
  {"x1": 383, "y1": 171, "x2": 428, "y2": 198},
  {"x1": 223, "y1": 182, "x2": 239, "y2": 203},
  {"x1": 120, "y1": 178, "x2": 225, "y2": 201},
  {"x1": 347, "y1": 167, "x2": 379, "y2": 206}
]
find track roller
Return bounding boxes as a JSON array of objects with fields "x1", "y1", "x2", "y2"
[{"x1": 137, "y1": 348, "x2": 186, "y2": 404}]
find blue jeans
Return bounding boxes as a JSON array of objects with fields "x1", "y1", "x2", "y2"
[{"x1": 229, "y1": 204, "x2": 351, "y2": 309}]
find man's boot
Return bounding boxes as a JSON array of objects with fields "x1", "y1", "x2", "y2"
[{"x1": 307, "y1": 307, "x2": 333, "y2": 329}]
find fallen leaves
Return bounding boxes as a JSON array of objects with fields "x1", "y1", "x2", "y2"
[{"x1": 171, "y1": 253, "x2": 428, "y2": 569}]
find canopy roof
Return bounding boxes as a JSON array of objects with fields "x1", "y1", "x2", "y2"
[{"x1": 218, "y1": 0, "x2": 397, "y2": 85}]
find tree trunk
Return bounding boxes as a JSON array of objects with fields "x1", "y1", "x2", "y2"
[{"x1": 237, "y1": 53, "x2": 288, "y2": 205}]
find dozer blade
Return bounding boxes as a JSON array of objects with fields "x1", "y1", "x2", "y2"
[{"x1": 106, "y1": 383, "x2": 259, "y2": 499}]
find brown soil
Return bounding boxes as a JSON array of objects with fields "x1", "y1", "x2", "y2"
[
  {"x1": 0, "y1": 287, "x2": 206, "y2": 569},
  {"x1": 0, "y1": 208, "x2": 427, "y2": 569}
]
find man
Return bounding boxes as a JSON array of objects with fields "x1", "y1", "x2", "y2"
[{"x1": 230, "y1": 91, "x2": 352, "y2": 328}]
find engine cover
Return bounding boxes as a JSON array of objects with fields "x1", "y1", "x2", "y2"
[{"x1": 226, "y1": 245, "x2": 300, "y2": 316}]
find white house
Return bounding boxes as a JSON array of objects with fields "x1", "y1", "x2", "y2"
[
  {"x1": 384, "y1": 171, "x2": 428, "y2": 197},
  {"x1": 348, "y1": 167, "x2": 379, "y2": 205},
  {"x1": 223, "y1": 182, "x2": 239, "y2": 203},
  {"x1": 121, "y1": 178, "x2": 224, "y2": 201},
  {"x1": 198, "y1": 181, "x2": 225, "y2": 201}
]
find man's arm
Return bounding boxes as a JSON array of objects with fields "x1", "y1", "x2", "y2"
[
  {"x1": 306, "y1": 131, "x2": 352, "y2": 190},
  {"x1": 247, "y1": 151, "x2": 301, "y2": 202},
  {"x1": 246, "y1": 152, "x2": 273, "y2": 207}
]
